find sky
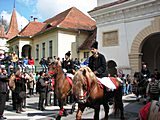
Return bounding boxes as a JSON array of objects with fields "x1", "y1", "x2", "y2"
[{"x1": 0, "y1": 0, "x2": 97, "y2": 31}]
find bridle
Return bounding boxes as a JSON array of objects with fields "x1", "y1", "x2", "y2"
[{"x1": 75, "y1": 73, "x2": 96, "y2": 103}]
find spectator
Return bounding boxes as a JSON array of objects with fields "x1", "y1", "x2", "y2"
[
  {"x1": 38, "y1": 71, "x2": 48, "y2": 111},
  {"x1": 121, "y1": 74, "x2": 126, "y2": 95},
  {"x1": 146, "y1": 74, "x2": 160, "y2": 101},
  {"x1": 23, "y1": 56, "x2": 29, "y2": 71},
  {"x1": 0, "y1": 52, "x2": 4, "y2": 65},
  {"x1": 18, "y1": 58, "x2": 25, "y2": 72},
  {"x1": 35, "y1": 72, "x2": 40, "y2": 94},
  {"x1": 0, "y1": 67, "x2": 8, "y2": 120},
  {"x1": 154, "y1": 69, "x2": 160, "y2": 80},
  {"x1": 28, "y1": 57, "x2": 35, "y2": 72},
  {"x1": 126, "y1": 74, "x2": 132, "y2": 95},
  {"x1": 14, "y1": 71, "x2": 26, "y2": 113},
  {"x1": 39, "y1": 57, "x2": 48, "y2": 72},
  {"x1": 11, "y1": 51, "x2": 19, "y2": 70},
  {"x1": 141, "y1": 64, "x2": 150, "y2": 79},
  {"x1": 2, "y1": 53, "x2": 12, "y2": 75}
]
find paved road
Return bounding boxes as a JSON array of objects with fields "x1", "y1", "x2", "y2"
[{"x1": 4, "y1": 93, "x2": 144, "y2": 120}]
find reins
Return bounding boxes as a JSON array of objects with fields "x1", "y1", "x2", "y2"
[
  {"x1": 83, "y1": 76, "x2": 97, "y2": 101},
  {"x1": 49, "y1": 64, "x2": 73, "y2": 95}
]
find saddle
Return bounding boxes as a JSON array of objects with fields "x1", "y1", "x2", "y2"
[{"x1": 97, "y1": 77, "x2": 119, "y2": 90}]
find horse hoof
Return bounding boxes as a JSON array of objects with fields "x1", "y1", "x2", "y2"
[
  {"x1": 56, "y1": 115, "x2": 61, "y2": 120},
  {"x1": 63, "y1": 110, "x2": 68, "y2": 116}
]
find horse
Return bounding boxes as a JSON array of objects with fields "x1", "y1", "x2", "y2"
[
  {"x1": 133, "y1": 72, "x2": 149, "y2": 101},
  {"x1": 73, "y1": 66, "x2": 124, "y2": 120},
  {"x1": 48, "y1": 61, "x2": 75, "y2": 118}
]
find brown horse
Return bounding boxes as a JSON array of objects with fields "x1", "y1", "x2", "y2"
[
  {"x1": 48, "y1": 61, "x2": 75, "y2": 118},
  {"x1": 73, "y1": 67, "x2": 124, "y2": 120}
]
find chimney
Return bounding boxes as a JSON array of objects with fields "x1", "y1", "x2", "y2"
[{"x1": 33, "y1": 17, "x2": 38, "y2": 22}]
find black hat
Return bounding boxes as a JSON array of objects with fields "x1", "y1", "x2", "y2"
[
  {"x1": 91, "y1": 41, "x2": 98, "y2": 49},
  {"x1": 65, "y1": 51, "x2": 71, "y2": 57}
]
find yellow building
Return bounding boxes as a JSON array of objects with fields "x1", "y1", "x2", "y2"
[{"x1": 7, "y1": 7, "x2": 96, "y2": 66}]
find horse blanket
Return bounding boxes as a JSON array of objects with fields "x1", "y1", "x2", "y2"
[{"x1": 97, "y1": 77, "x2": 123, "y2": 90}]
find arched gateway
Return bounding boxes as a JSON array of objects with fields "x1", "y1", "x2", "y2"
[
  {"x1": 129, "y1": 17, "x2": 160, "y2": 74},
  {"x1": 22, "y1": 45, "x2": 32, "y2": 59}
]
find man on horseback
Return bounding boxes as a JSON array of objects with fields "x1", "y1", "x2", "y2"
[
  {"x1": 88, "y1": 41, "x2": 115, "y2": 104},
  {"x1": 88, "y1": 41, "x2": 108, "y2": 78},
  {"x1": 62, "y1": 51, "x2": 75, "y2": 104},
  {"x1": 62, "y1": 51, "x2": 75, "y2": 78}
]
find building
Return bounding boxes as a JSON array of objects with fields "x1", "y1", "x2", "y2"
[
  {"x1": 0, "y1": 24, "x2": 8, "y2": 53},
  {"x1": 0, "y1": 7, "x2": 19, "y2": 53},
  {"x1": 7, "y1": 7, "x2": 96, "y2": 66},
  {"x1": 89, "y1": 0, "x2": 160, "y2": 75}
]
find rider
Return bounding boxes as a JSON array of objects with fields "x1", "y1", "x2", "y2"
[
  {"x1": 88, "y1": 41, "x2": 108, "y2": 78},
  {"x1": 88, "y1": 41, "x2": 115, "y2": 104},
  {"x1": 62, "y1": 51, "x2": 76, "y2": 76},
  {"x1": 62, "y1": 51, "x2": 75, "y2": 104}
]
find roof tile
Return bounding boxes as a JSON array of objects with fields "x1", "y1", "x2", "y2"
[
  {"x1": 44, "y1": 7, "x2": 96, "y2": 31},
  {"x1": 19, "y1": 21, "x2": 46, "y2": 36}
]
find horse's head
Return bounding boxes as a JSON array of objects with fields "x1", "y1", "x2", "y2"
[
  {"x1": 73, "y1": 66, "x2": 97, "y2": 103},
  {"x1": 48, "y1": 60, "x2": 62, "y2": 77}
]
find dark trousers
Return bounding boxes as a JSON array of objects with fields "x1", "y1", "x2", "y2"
[
  {"x1": 0, "y1": 93, "x2": 7, "y2": 117},
  {"x1": 39, "y1": 92, "x2": 46, "y2": 110},
  {"x1": 29, "y1": 88, "x2": 34, "y2": 96},
  {"x1": 15, "y1": 93, "x2": 23, "y2": 112},
  {"x1": 12, "y1": 91, "x2": 16, "y2": 110}
]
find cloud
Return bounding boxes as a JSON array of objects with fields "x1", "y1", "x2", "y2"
[
  {"x1": 0, "y1": 10, "x2": 29, "y2": 31},
  {"x1": 34, "y1": 0, "x2": 97, "y2": 21}
]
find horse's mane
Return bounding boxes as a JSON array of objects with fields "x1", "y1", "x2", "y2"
[{"x1": 74, "y1": 66, "x2": 97, "y2": 83}]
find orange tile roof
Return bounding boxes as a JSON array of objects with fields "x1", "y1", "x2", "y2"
[
  {"x1": 19, "y1": 21, "x2": 46, "y2": 36},
  {"x1": 0, "y1": 25, "x2": 7, "y2": 39},
  {"x1": 79, "y1": 28, "x2": 97, "y2": 50},
  {"x1": 6, "y1": 8, "x2": 19, "y2": 39},
  {"x1": 43, "y1": 7, "x2": 96, "y2": 31}
]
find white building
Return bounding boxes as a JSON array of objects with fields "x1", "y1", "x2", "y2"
[
  {"x1": 0, "y1": 24, "x2": 8, "y2": 53},
  {"x1": 89, "y1": 0, "x2": 160, "y2": 75}
]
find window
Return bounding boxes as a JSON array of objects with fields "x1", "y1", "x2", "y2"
[
  {"x1": 84, "y1": 52, "x2": 89, "y2": 58},
  {"x1": 36, "y1": 44, "x2": 39, "y2": 60},
  {"x1": 49, "y1": 41, "x2": 52, "y2": 58},
  {"x1": 42, "y1": 43, "x2": 45, "y2": 58},
  {"x1": 103, "y1": 31, "x2": 118, "y2": 47}
]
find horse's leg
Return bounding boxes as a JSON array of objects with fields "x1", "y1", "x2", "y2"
[
  {"x1": 70, "y1": 102, "x2": 76, "y2": 114},
  {"x1": 58, "y1": 99, "x2": 65, "y2": 116},
  {"x1": 76, "y1": 104, "x2": 85, "y2": 120},
  {"x1": 93, "y1": 105, "x2": 100, "y2": 120},
  {"x1": 115, "y1": 87, "x2": 124, "y2": 120},
  {"x1": 103, "y1": 101, "x2": 109, "y2": 120}
]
